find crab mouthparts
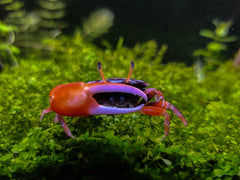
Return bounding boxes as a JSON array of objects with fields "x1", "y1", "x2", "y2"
[{"x1": 88, "y1": 84, "x2": 147, "y2": 115}]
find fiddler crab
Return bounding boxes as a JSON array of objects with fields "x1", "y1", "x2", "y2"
[{"x1": 40, "y1": 61, "x2": 188, "y2": 140}]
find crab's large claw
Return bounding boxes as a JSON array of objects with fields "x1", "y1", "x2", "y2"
[{"x1": 48, "y1": 82, "x2": 148, "y2": 116}]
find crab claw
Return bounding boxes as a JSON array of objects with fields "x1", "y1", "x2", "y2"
[{"x1": 49, "y1": 82, "x2": 148, "y2": 117}]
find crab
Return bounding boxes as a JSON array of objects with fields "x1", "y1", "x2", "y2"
[{"x1": 40, "y1": 61, "x2": 187, "y2": 140}]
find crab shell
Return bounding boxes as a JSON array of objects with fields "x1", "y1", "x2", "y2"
[{"x1": 49, "y1": 81, "x2": 148, "y2": 116}]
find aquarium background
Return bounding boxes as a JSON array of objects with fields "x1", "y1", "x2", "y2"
[
  {"x1": 1, "y1": 0, "x2": 240, "y2": 64},
  {"x1": 1, "y1": 0, "x2": 240, "y2": 179},
  {"x1": 65, "y1": 0, "x2": 240, "y2": 64}
]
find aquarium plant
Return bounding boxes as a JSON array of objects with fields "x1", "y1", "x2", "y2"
[
  {"x1": 35, "y1": 0, "x2": 66, "y2": 38},
  {"x1": 0, "y1": 32, "x2": 240, "y2": 179},
  {"x1": 0, "y1": 0, "x2": 38, "y2": 35},
  {"x1": 80, "y1": 8, "x2": 114, "y2": 41},
  {"x1": 193, "y1": 19, "x2": 237, "y2": 81},
  {"x1": 0, "y1": 0, "x2": 67, "y2": 69},
  {"x1": 0, "y1": 20, "x2": 19, "y2": 69}
]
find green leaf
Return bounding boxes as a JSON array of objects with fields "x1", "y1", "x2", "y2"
[
  {"x1": 213, "y1": 169, "x2": 223, "y2": 177},
  {"x1": 207, "y1": 42, "x2": 226, "y2": 51},
  {"x1": 0, "y1": 153, "x2": 13, "y2": 161},
  {"x1": 199, "y1": 29, "x2": 215, "y2": 39},
  {"x1": 5, "y1": 1, "x2": 24, "y2": 11}
]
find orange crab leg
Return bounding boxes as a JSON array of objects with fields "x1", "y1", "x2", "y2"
[
  {"x1": 149, "y1": 101, "x2": 188, "y2": 127},
  {"x1": 168, "y1": 104, "x2": 188, "y2": 127},
  {"x1": 159, "y1": 102, "x2": 188, "y2": 127},
  {"x1": 140, "y1": 106, "x2": 170, "y2": 140},
  {"x1": 140, "y1": 101, "x2": 187, "y2": 140}
]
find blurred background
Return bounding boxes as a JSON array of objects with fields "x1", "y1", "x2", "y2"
[
  {"x1": 1, "y1": 0, "x2": 240, "y2": 64},
  {"x1": 66, "y1": 0, "x2": 240, "y2": 64}
]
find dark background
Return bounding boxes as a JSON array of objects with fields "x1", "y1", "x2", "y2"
[{"x1": 32, "y1": 0, "x2": 240, "y2": 64}]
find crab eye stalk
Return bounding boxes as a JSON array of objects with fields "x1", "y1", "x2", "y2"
[
  {"x1": 130, "y1": 61, "x2": 134, "y2": 69},
  {"x1": 97, "y1": 62, "x2": 102, "y2": 70},
  {"x1": 126, "y1": 61, "x2": 134, "y2": 83},
  {"x1": 97, "y1": 62, "x2": 107, "y2": 82}
]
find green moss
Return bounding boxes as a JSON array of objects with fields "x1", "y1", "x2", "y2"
[{"x1": 0, "y1": 35, "x2": 240, "y2": 179}]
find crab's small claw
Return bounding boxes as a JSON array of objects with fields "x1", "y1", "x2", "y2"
[{"x1": 144, "y1": 88, "x2": 164, "y2": 102}]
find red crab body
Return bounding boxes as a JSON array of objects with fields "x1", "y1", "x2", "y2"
[{"x1": 41, "y1": 62, "x2": 187, "y2": 140}]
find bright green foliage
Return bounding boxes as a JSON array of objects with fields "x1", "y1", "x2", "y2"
[
  {"x1": 0, "y1": 20, "x2": 19, "y2": 68},
  {"x1": 0, "y1": 35, "x2": 240, "y2": 179},
  {"x1": 193, "y1": 19, "x2": 237, "y2": 65},
  {"x1": 193, "y1": 20, "x2": 237, "y2": 82},
  {"x1": 36, "y1": 0, "x2": 67, "y2": 32}
]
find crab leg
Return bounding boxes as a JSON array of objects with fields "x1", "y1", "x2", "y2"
[
  {"x1": 40, "y1": 107, "x2": 52, "y2": 121},
  {"x1": 158, "y1": 101, "x2": 188, "y2": 127},
  {"x1": 40, "y1": 107, "x2": 75, "y2": 138},
  {"x1": 144, "y1": 101, "x2": 188, "y2": 127},
  {"x1": 140, "y1": 101, "x2": 187, "y2": 140},
  {"x1": 140, "y1": 106, "x2": 170, "y2": 140},
  {"x1": 168, "y1": 104, "x2": 188, "y2": 127},
  {"x1": 55, "y1": 114, "x2": 75, "y2": 138}
]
